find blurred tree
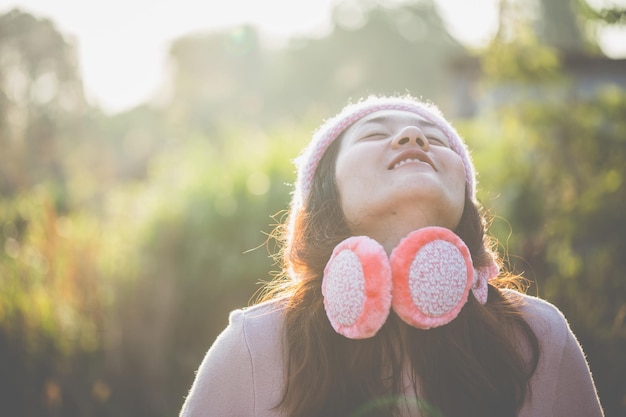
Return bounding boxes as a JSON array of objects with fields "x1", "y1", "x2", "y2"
[
  {"x1": 469, "y1": 5, "x2": 626, "y2": 414},
  {"x1": 163, "y1": 0, "x2": 466, "y2": 138},
  {"x1": 577, "y1": 0, "x2": 626, "y2": 25},
  {"x1": 497, "y1": 92, "x2": 626, "y2": 417},
  {"x1": 95, "y1": 129, "x2": 300, "y2": 416},
  {"x1": 0, "y1": 187, "x2": 108, "y2": 417},
  {"x1": 0, "y1": 9, "x2": 86, "y2": 198},
  {"x1": 576, "y1": 0, "x2": 626, "y2": 60},
  {"x1": 264, "y1": 0, "x2": 465, "y2": 117},
  {"x1": 499, "y1": 0, "x2": 626, "y2": 56},
  {"x1": 165, "y1": 25, "x2": 265, "y2": 139},
  {"x1": 535, "y1": 0, "x2": 589, "y2": 53}
]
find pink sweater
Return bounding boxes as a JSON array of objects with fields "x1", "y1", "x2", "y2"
[{"x1": 180, "y1": 292, "x2": 604, "y2": 417}]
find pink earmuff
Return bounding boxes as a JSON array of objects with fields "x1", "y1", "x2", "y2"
[
  {"x1": 390, "y1": 227, "x2": 473, "y2": 330},
  {"x1": 322, "y1": 227, "x2": 491, "y2": 339},
  {"x1": 322, "y1": 236, "x2": 392, "y2": 339}
]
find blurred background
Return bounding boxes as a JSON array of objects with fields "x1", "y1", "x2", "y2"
[{"x1": 0, "y1": 0, "x2": 625, "y2": 416}]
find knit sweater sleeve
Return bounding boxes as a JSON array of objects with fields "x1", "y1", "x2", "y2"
[
  {"x1": 516, "y1": 293, "x2": 604, "y2": 417},
  {"x1": 179, "y1": 309, "x2": 255, "y2": 417},
  {"x1": 551, "y1": 318, "x2": 604, "y2": 416}
]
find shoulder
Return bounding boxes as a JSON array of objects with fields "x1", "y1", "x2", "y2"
[
  {"x1": 502, "y1": 290, "x2": 591, "y2": 390},
  {"x1": 228, "y1": 298, "x2": 288, "y2": 375},
  {"x1": 189, "y1": 300, "x2": 288, "y2": 385},
  {"x1": 231, "y1": 297, "x2": 287, "y2": 323},
  {"x1": 211, "y1": 298, "x2": 287, "y2": 369},
  {"x1": 502, "y1": 293, "x2": 605, "y2": 416},
  {"x1": 502, "y1": 289, "x2": 570, "y2": 340},
  {"x1": 228, "y1": 298, "x2": 287, "y2": 343},
  {"x1": 179, "y1": 299, "x2": 288, "y2": 417}
]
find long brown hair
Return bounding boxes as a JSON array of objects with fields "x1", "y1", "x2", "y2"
[{"x1": 261, "y1": 136, "x2": 540, "y2": 417}]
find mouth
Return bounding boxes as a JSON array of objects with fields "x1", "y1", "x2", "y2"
[{"x1": 388, "y1": 150, "x2": 436, "y2": 171}]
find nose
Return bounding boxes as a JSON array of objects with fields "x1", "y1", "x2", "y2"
[{"x1": 391, "y1": 126, "x2": 429, "y2": 151}]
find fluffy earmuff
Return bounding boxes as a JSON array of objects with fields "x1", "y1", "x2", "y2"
[
  {"x1": 322, "y1": 236, "x2": 392, "y2": 339},
  {"x1": 390, "y1": 228, "x2": 473, "y2": 330},
  {"x1": 321, "y1": 227, "x2": 496, "y2": 339}
]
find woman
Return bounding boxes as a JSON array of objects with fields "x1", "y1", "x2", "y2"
[{"x1": 180, "y1": 95, "x2": 604, "y2": 417}]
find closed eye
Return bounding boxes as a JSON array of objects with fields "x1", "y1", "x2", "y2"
[
  {"x1": 427, "y1": 136, "x2": 449, "y2": 147},
  {"x1": 359, "y1": 132, "x2": 388, "y2": 141}
]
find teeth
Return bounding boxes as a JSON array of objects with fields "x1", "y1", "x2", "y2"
[{"x1": 393, "y1": 158, "x2": 422, "y2": 169}]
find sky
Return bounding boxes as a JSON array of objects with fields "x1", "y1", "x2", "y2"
[{"x1": 1, "y1": 0, "x2": 625, "y2": 114}]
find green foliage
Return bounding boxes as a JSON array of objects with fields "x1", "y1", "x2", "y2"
[
  {"x1": 0, "y1": 119, "x2": 305, "y2": 415},
  {"x1": 80, "y1": 125, "x2": 303, "y2": 416},
  {"x1": 467, "y1": 35, "x2": 626, "y2": 411},
  {"x1": 0, "y1": 185, "x2": 106, "y2": 415},
  {"x1": 577, "y1": 0, "x2": 626, "y2": 25},
  {"x1": 535, "y1": 0, "x2": 588, "y2": 53},
  {"x1": 275, "y1": 0, "x2": 464, "y2": 109},
  {"x1": 164, "y1": 0, "x2": 466, "y2": 133},
  {"x1": 481, "y1": 28, "x2": 562, "y2": 84},
  {"x1": 0, "y1": 187, "x2": 100, "y2": 353},
  {"x1": 0, "y1": 9, "x2": 86, "y2": 197}
]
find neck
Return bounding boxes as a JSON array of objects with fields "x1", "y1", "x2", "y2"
[{"x1": 352, "y1": 209, "x2": 448, "y2": 254}]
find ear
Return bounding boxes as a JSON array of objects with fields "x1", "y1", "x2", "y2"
[
  {"x1": 322, "y1": 236, "x2": 392, "y2": 339},
  {"x1": 390, "y1": 227, "x2": 473, "y2": 329}
]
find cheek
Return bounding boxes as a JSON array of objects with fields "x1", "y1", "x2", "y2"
[
  {"x1": 335, "y1": 158, "x2": 355, "y2": 213},
  {"x1": 335, "y1": 163, "x2": 372, "y2": 227},
  {"x1": 336, "y1": 171, "x2": 361, "y2": 217},
  {"x1": 335, "y1": 164, "x2": 352, "y2": 203},
  {"x1": 447, "y1": 154, "x2": 467, "y2": 191},
  {"x1": 453, "y1": 165, "x2": 467, "y2": 196},
  {"x1": 444, "y1": 156, "x2": 467, "y2": 218},
  {"x1": 335, "y1": 153, "x2": 369, "y2": 196}
]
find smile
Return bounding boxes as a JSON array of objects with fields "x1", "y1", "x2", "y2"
[
  {"x1": 391, "y1": 158, "x2": 430, "y2": 169},
  {"x1": 388, "y1": 150, "x2": 437, "y2": 171}
]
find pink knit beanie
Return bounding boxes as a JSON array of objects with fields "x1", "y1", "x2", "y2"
[{"x1": 292, "y1": 95, "x2": 477, "y2": 212}]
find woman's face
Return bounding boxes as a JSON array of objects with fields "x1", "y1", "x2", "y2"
[{"x1": 334, "y1": 110, "x2": 466, "y2": 237}]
